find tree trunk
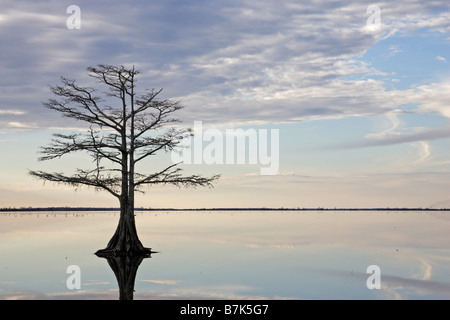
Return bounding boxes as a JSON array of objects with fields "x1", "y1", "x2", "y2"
[
  {"x1": 95, "y1": 204, "x2": 151, "y2": 256},
  {"x1": 95, "y1": 90, "x2": 151, "y2": 257}
]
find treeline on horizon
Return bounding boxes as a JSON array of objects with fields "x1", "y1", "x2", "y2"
[{"x1": 0, "y1": 207, "x2": 449, "y2": 212}]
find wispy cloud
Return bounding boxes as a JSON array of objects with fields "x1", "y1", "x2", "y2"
[
  {"x1": 414, "y1": 141, "x2": 431, "y2": 165},
  {"x1": 0, "y1": 110, "x2": 26, "y2": 115},
  {"x1": 338, "y1": 126, "x2": 450, "y2": 149}
]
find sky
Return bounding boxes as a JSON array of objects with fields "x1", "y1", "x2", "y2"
[{"x1": 1, "y1": 0, "x2": 450, "y2": 209}]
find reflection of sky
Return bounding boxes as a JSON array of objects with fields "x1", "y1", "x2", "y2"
[{"x1": 0, "y1": 211, "x2": 449, "y2": 299}]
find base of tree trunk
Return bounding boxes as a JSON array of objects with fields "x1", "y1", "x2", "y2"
[
  {"x1": 94, "y1": 233, "x2": 154, "y2": 256},
  {"x1": 96, "y1": 209, "x2": 153, "y2": 256},
  {"x1": 95, "y1": 247, "x2": 153, "y2": 257}
]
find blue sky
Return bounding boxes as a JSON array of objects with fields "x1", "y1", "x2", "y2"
[{"x1": 1, "y1": 0, "x2": 450, "y2": 208}]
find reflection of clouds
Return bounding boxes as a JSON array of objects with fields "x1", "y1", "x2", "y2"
[
  {"x1": 0, "y1": 290, "x2": 119, "y2": 300},
  {"x1": 140, "y1": 279, "x2": 180, "y2": 285},
  {"x1": 429, "y1": 212, "x2": 450, "y2": 222},
  {"x1": 0, "y1": 285, "x2": 287, "y2": 300},
  {"x1": 381, "y1": 274, "x2": 450, "y2": 299},
  {"x1": 416, "y1": 258, "x2": 432, "y2": 281},
  {"x1": 1, "y1": 292, "x2": 50, "y2": 300},
  {"x1": 316, "y1": 267, "x2": 450, "y2": 300},
  {"x1": 82, "y1": 281, "x2": 111, "y2": 286},
  {"x1": 382, "y1": 255, "x2": 450, "y2": 299},
  {"x1": 141, "y1": 284, "x2": 299, "y2": 300},
  {"x1": 159, "y1": 285, "x2": 272, "y2": 300}
]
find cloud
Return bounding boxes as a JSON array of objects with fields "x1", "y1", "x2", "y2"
[
  {"x1": 5, "y1": 122, "x2": 38, "y2": 129},
  {"x1": 414, "y1": 141, "x2": 431, "y2": 164},
  {"x1": 339, "y1": 126, "x2": 450, "y2": 149},
  {"x1": 387, "y1": 45, "x2": 403, "y2": 57},
  {"x1": 244, "y1": 171, "x2": 295, "y2": 177},
  {"x1": 436, "y1": 56, "x2": 447, "y2": 62},
  {"x1": 331, "y1": 78, "x2": 450, "y2": 151},
  {"x1": 365, "y1": 110, "x2": 401, "y2": 139},
  {"x1": 0, "y1": 0, "x2": 449, "y2": 129},
  {"x1": 0, "y1": 110, "x2": 26, "y2": 115}
]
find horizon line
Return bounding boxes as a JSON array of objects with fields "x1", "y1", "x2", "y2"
[{"x1": 1, "y1": 206, "x2": 450, "y2": 212}]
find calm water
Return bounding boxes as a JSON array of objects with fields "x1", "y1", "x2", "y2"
[{"x1": 0, "y1": 210, "x2": 449, "y2": 300}]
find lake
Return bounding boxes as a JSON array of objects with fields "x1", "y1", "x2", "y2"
[{"x1": 0, "y1": 210, "x2": 449, "y2": 300}]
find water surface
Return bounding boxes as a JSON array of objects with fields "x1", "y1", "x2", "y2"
[{"x1": 0, "y1": 210, "x2": 449, "y2": 299}]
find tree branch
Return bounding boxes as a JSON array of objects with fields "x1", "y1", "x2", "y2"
[
  {"x1": 28, "y1": 170, "x2": 121, "y2": 199},
  {"x1": 32, "y1": 64, "x2": 221, "y2": 206},
  {"x1": 135, "y1": 163, "x2": 220, "y2": 188},
  {"x1": 45, "y1": 78, "x2": 123, "y2": 132},
  {"x1": 38, "y1": 131, "x2": 122, "y2": 165}
]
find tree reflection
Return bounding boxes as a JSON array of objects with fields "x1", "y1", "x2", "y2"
[{"x1": 95, "y1": 250, "x2": 156, "y2": 300}]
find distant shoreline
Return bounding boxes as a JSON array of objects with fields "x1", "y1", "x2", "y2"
[{"x1": 1, "y1": 207, "x2": 449, "y2": 212}]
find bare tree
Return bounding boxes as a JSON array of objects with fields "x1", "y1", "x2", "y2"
[{"x1": 29, "y1": 64, "x2": 220, "y2": 256}]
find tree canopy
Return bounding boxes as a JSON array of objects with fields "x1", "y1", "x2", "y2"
[{"x1": 29, "y1": 64, "x2": 220, "y2": 255}]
